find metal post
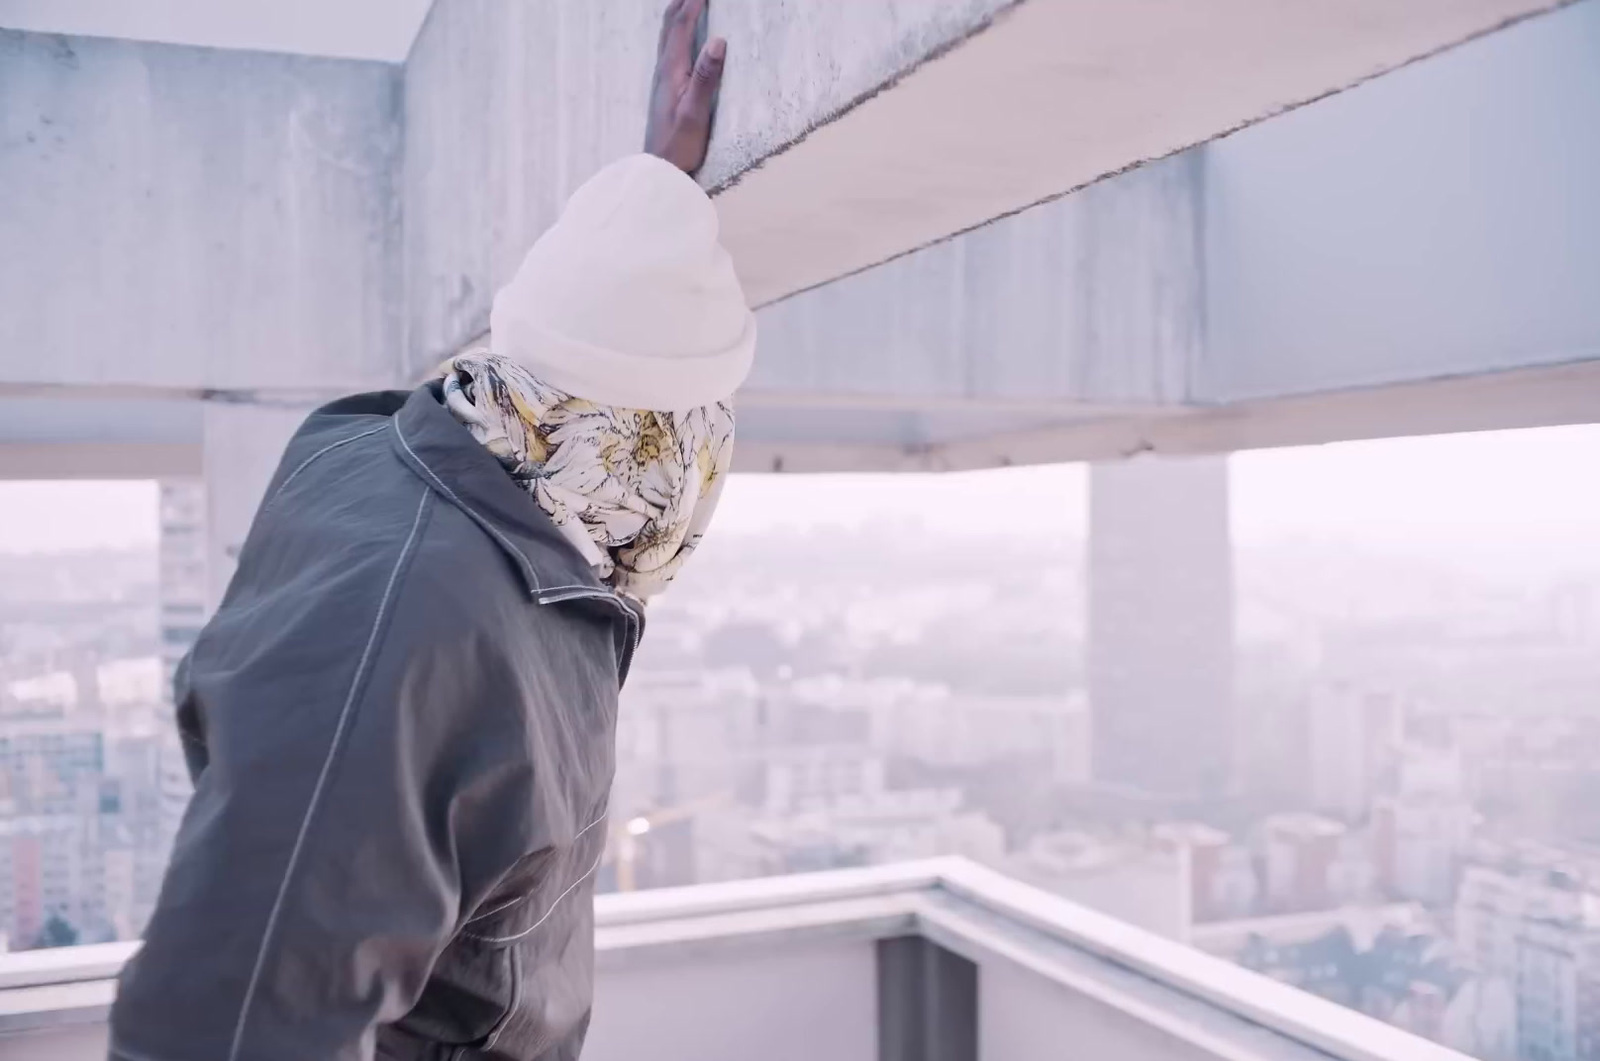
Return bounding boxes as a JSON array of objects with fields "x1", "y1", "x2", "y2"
[{"x1": 877, "y1": 935, "x2": 978, "y2": 1061}]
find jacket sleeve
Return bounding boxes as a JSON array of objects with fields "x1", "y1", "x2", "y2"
[{"x1": 109, "y1": 570, "x2": 538, "y2": 1061}]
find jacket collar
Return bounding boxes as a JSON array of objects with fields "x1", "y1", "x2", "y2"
[
  {"x1": 388, "y1": 382, "x2": 615, "y2": 604},
  {"x1": 387, "y1": 383, "x2": 645, "y2": 683}
]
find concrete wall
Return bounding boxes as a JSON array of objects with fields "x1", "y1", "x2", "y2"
[
  {"x1": 0, "y1": 30, "x2": 402, "y2": 394},
  {"x1": 563, "y1": 941, "x2": 876, "y2": 1061},
  {"x1": 0, "y1": 0, "x2": 433, "y2": 62},
  {"x1": 0, "y1": 1020, "x2": 106, "y2": 1061},
  {"x1": 982, "y1": 961, "x2": 1238, "y2": 1061},
  {"x1": 748, "y1": 153, "x2": 1200, "y2": 409},
  {"x1": 199, "y1": 404, "x2": 310, "y2": 609},
  {"x1": 399, "y1": 0, "x2": 1565, "y2": 363},
  {"x1": 400, "y1": 1, "x2": 657, "y2": 379},
  {"x1": 1202, "y1": 0, "x2": 1600, "y2": 402}
]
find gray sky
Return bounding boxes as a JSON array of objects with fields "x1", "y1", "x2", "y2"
[{"x1": 1, "y1": 424, "x2": 1597, "y2": 571}]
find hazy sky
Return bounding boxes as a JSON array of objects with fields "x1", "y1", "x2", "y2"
[{"x1": 1, "y1": 424, "x2": 1597, "y2": 569}]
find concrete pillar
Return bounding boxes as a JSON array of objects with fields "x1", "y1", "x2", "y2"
[
  {"x1": 1088, "y1": 455, "x2": 1234, "y2": 804},
  {"x1": 199, "y1": 404, "x2": 309, "y2": 612}
]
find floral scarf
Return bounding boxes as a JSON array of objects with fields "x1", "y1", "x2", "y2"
[{"x1": 440, "y1": 351, "x2": 733, "y2": 602}]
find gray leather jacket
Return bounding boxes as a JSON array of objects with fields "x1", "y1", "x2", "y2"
[{"x1": 109, "y1": 384, "x2": 642, "y2": 1061}]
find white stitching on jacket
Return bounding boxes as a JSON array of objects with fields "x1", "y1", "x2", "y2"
[
  {"x1": 267, "y1": 424, "x2": 386, "y2": 509},
  {"x1": 463, "y1": 812, "x2": 609, "y2": 924},
  {"x1": 225, "y1": 488, "x2": 433, "y2": 1061},
  {"x1": 481, "y1": 944, "x2": 524, "y2": 1051},
  {"x1": 458, "y1": 848, "x2": 606, "y2": 945},
  {"x1": 392, "y1": 418, "x2": 543, "y2": 595},
  {"x1": 109, "y1": 1046, "x2": 170, "y2": 1061}
]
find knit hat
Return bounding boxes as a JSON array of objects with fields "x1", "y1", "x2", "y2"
[{"x1": 489, "y1": 153, "x2": 757, "y2": 413}]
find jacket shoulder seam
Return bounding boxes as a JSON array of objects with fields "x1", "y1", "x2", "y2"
[
  {"x1": 264, "y1": 423, "x2": 388, "y2": 513},
  {"x1": 392, "y1": 417, "x2": 544, "y2": 596}
]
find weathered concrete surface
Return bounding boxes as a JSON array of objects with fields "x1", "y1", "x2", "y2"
[
  {"x1": 401, "y1": 0, "x2": 1566, "y2": 365},
  {"x1": 706, "y1": 0, "x2": 1566, "y2": 307},
  {"x1": 740, "y1": 152, "x2": 1200, "y2": 412},
  {"x1": 400, "y1": 1, "x2": 661, "y2": 379},
  {"x1": 734, "y1": 0, "x2": 1600, "y2": 471},
  {"x1": 4, "y1": 1, "x2": 1598, "y2": 480},
  {"x1": 0, "y1": 0, "x2": 433, "y2": 62},
  {"x1": 0, "y1": 30, "x2": 403, "y2": 394},
  {"x1": 1201, "y1": 0, "x2": 1600, "y2": 403},
  {"x1": 0, "y1": 395, "x2": 200, "y2": 479},
  {"x1": 399, "y1": 0, "x2": 1023, "y2": 376},
  {"x1": 200, "y1": 404, "x2": 305, "y2": 609}
]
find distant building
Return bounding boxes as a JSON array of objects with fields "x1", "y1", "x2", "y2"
[
  {"x1": 1190, "y1": 901, "x2": 1428, "y2": 961},
  {"x1": 877, "y1": 686, "x2": 1090, "y2": 786},
  {"x1": 614, "y1": 667, "x2": 761, "y2": 812},
  {"x1": 1006, "y1": 828, "x2": 1189, "y2": 942},
  {"x1": 745, "y1": 789, "x2": 1005, "y2": 878},
  {"x1": 156, "y1": 479, "x2": 206, "y2": 890},
  {"x1": 1308, "y1": 684, "x2": 1400, "y2": 823},
  {"x1": 1153, "y1": 821, "x2": 1257, "y2": 924},
  {"x1": 0, "y1": 719, "x2": 107, "y2": 944},
  {"x1": 1088, "y1": 456, "x2": 1234, "y2": 802},
  {"x1": 1233, "y1": 921, "x2": 1510, "y2": 1055},
  {"x1": 1576, "y1": 937, "x2": 1600, "y2": 1061},
  {"x1": 761, "y1": 747, "x2": 886, "y2": 815},
  {"x1": 1436, "y1": 975, "x2": 1518, "y2": 1061},
  {"x1": 1516, "y1": 912, "x2": 1600, "y2": 1061},
  {"x1": 157, "y1": 479, "x2": 206, "y2": 694},
  {"x1": 1373, "y1": 745, "x2": 1476, "y2": 906},
  {"x1": 1327, "y1": 829, "x2": 1380, "y2": 907},
  {"x1": 1261, "y1": 813, "x2": 1347, "y2": 914},
  {"x1": 1454, "y1": 850, "x2": 1600, "y2": 1060}
]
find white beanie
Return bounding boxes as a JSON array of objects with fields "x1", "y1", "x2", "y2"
[{"x1": 489, "y1": 153, "x2": 756, "y2": 412}]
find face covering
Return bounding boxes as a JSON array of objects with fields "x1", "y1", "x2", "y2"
[{"x1": 440, "y1": 350, "x2": 733, "y2": 602}]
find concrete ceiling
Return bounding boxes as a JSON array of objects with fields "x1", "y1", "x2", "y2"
[{"x1": 0, "y1": 0, "x2": 433, "y2": 62}]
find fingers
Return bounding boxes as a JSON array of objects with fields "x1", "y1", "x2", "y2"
[
  {"x1": 658, "y1": 0, "x2": 705, "y2": 63},
  {"x1": 680, "y1": 36, "x2": 726, "y2": 124},
  {"x1": 656, "y1": 0, "x2": 685, "y2": 54}
]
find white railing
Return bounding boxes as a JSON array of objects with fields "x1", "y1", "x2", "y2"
[{"x1": 0, "y1": 859, "x2": 1471, "y2": 1061}]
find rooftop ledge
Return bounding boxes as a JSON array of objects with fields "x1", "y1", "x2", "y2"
[{"x1": 0, "y1": 859, "x2": 1467, "y2": 1061}]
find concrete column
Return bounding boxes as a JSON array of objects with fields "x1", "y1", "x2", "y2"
[
  {"x1": 1088, "y1": 455, "x2": 1234, "y2": 804},
  {"x1": 199, "y1": 404, "x2": 309, "y2": 612},
  {"x1": 146, "y1": 404, "x2": 307, "y2": 930}
]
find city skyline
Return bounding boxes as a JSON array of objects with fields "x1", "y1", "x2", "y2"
[{"x1": 3, "y1": 436, "x2": 1597, "y2": 1059}]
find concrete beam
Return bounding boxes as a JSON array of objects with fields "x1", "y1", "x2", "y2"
[
  {"x1": 706, "y1": 0, "x2": 1565, "y2": 308},
  {"x1": 736, "y1": 360, "x2": 1600, "y2": 474},
  {"x1": 731, "y1": 0, "x2": 1600, "y2": 471},
  {"x1": 0, "y1": 442, "x2": 199, "y2": 480},
  {"x1": 4, "y1": 2, "x2": 1593, "y2": 476},
  {"x1": 0, "y1": 0, "x2": 433, "y2": 62},
  {"x1": 746, "y1": 152, "x2": 1200, "y2": 412},
  {"x1": 1201, "y1": 0, "x2": 1600, "y2": 403},
  {"x1": 0, "y1": 31, "x2": 403, "y2": 394},
  {"x1": 399, "y1": 0, "x2": 1564, "y2": 367}
]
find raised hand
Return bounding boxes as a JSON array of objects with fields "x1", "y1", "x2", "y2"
[{"x1": 643, "y1": 0, "x2": 726, "y2": 175}]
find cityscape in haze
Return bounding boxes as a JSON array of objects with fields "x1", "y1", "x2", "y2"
[{"x1": 2, "y1": 426, "x2": 1598, "y2": 1061}]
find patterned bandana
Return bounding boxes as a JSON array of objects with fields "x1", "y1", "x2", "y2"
[{"x1": 440, "y1": 350, "x2": 734, "y2": 602}]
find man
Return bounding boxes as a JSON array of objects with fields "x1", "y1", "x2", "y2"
[{"x1": 108, "y1": 3, "x2": 748, "y2": 1059}]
